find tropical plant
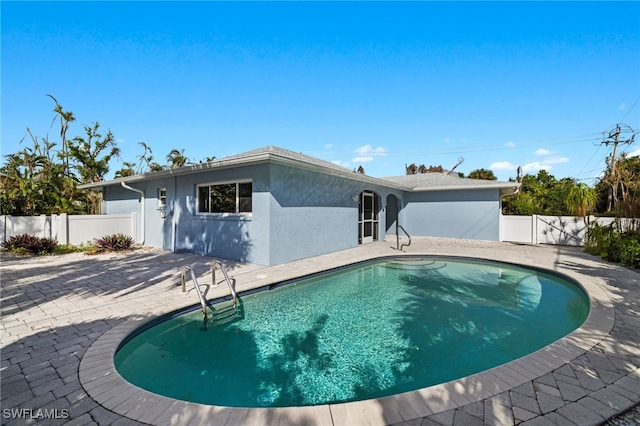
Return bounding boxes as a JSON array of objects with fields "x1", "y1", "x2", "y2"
[
  {"x1": 468, "y1": 168, "x2": 497, "y2": 181},
  {"x1": 114, "y1": 161, "x2": 137, "y2": 178},
  {"x1": 502, "y1": 171, "x2": 574, "y2": 216},
  {"x1": 0, "y1": 97, "x2": 120, "y2": 215},
  {"x1": 167, "y1": 148, "x2": 188, "y2": 169},
  {"x1": 405, "y1": 163, "x2": 445, "y2": 174},
  {"x1": 585, "y1": 222, "x2": 640, "y2": 269},
  {"x1": 67, "y1": 122, "x2": 120, "y2": 183},
  {"x1": 1, "y1": 234, "x2": 58, "y2": 255},
  {"x1": 95, "y1": 233, "x2": 135, "y2": 251},
  {"x1": 47, "y1": 94, "x2": 75, "y2": 177},
  {"x1": 566, "y1": 182, "x2": 597, "y2": 225}
]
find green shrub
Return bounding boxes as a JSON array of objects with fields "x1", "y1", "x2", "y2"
[
  {"x1": 95, "y1": 233, "x2": 134, "y2": 252},
  {"x1": 618, "y1": 231, "x2": 640, "y2": 269},
  {"x1": 53, "y1": 242, "x2": 95, "y2": 255},
  {"x1": 585, "y1": 222, "x2": 640, "y2": 269},
  {"x1": 1, "y1": 234, "x2": 58, "y2": 255}
]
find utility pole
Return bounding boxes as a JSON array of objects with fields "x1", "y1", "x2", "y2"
[{"x1": 602, "y1": 124, "x2": 637, "y2": 212}]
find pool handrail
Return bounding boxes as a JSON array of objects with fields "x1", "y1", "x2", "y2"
[
  {"x1": 212, "y1": 260, "x2": 238, "y2": 310},
  {"x1": 180, "y1": 266, "x2": 208, "y2": 317},
  {"x1": 397, "y1": 224, "x2": 412, "y2": 251}
]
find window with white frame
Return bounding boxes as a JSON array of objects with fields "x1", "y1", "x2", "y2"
[{"x1": 197, "y1": 181, "x2": 252, "y2": 214}]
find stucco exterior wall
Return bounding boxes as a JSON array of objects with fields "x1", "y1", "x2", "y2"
[
  {"x1": 266, "y1": 164, "x2": 401, "y2": 265},
  {"x1": 400, "y1": 188, "x2": 501, "y2": 241},
  {"x1": 169, "y1": 163, "x2": 271, "y2": 265},
  {"x1": 100, "y1": 160, "x2": 502, "y2": 265}
]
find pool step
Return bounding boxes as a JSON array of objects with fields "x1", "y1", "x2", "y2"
[{"x1": 207, "y1": 301, "x2": 241, "y2": 327}]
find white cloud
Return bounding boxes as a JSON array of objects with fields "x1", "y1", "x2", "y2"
[
  {"x1": 354, "y1": 144, "x2": 387, "y2": 157},
  {"x1": 504, "y1": 141, "x2": 516, "y2": 148},
  {"x1": 619, "y1": 103, "x2": 627, "y2": 110},
  {"x1": 522, "y1": 162, "x2": 553, "y2": 172},
  {"x1": 352, "y1": 156, "x2": 374, "y2": 163},
  {"x1": 332, "y1": 160, "x2": 350, "y2": 168},
  {"x1": 628, "y1": 148, "x2": 640, "y2": 158},
  {"x1": 324, "y1": 144, "x2": 332, "y2": 149},
  {"x1": 534, "y1": 148, "x2": 553, "y2": 156},
  {"x1": 543, "y1": 156, "x2": 569, "y2": 165},
  {"x1": 490, "y1": 161, "x2": 517, "y2": 171}
]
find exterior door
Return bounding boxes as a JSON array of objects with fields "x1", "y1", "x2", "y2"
[{"x1": 358, "y1": 191, "x2": 379, "y2": 244}]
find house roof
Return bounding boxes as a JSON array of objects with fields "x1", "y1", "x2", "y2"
[
  {"x1": 380, "y1": 173, "x2": 520, "y2": 194},
  {"x1": 79, "y1": 145, "x2": 519, "y2": 195}
]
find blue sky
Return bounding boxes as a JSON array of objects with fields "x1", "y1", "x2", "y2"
[{"x1": 2, "y1": 1, "x2": 639, "y2": 182}]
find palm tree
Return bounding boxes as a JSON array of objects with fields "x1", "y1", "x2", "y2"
[
  {"x1": 47, "y1": 94, "x2": 75, "y2": 177},
  {"x1": 115, "y1": 162, "x2": 137, "y2": 178},
  {"x1": 566, "y1": 182, "x2": 597, "y2": 226},
  {"x1": 167, "y1": 149, "x2": 188, "y2": 169}
]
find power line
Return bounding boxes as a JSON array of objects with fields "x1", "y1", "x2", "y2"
[
  {"x1": 575, "y1": 143, "x2": 604, "y2": 178},
  {"x1": 619, "y1": 96, "x2": 640, "y2": 123}
]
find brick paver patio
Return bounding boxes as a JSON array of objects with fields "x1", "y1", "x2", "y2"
[{"x1": 1, "y1": 238, "x2": 639, "y2": 425}]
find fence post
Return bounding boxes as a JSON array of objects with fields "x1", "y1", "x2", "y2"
[
  {"x1": 43, "y1": 214, "x2": 52, "y2": 239},
  {"x1": 59, "y1": 213, "x2": 69, "y2": 245},
  {"x1": 1, "y1": 215, "x2": 8, "y2": 243},
  {"x1": 532, "y1": 214, "x2": 538, "y2": 244}
]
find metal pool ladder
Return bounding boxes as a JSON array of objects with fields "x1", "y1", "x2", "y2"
[{"x1": 181, "y1": 261, "x2": 239, "y2": 328}]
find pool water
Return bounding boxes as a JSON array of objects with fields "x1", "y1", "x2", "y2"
[{"x1": 115, "y1": 257, "x2": 589, "y2": 407}]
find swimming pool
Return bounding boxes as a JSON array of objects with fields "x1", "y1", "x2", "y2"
[{"x1": 115, "y1": 257, "x2": 588, "y2": 408}]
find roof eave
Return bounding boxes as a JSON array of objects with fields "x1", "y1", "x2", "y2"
[
  {"x1": 78, "y1": 153, "x2": 274, "y2": 190},
  {"x1": 410, "y1": 182, "x2": 521, "y2": 193}
]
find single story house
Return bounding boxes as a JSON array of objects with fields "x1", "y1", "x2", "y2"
[{"x1": 79, "y1": 146, "x2": 519, "y2": 266}]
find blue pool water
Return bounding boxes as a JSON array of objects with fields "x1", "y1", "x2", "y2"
[{"x1": 115, "y1": 257, "x2": 589, "y2": 407}]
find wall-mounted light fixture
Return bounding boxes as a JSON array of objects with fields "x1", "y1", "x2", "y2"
[{"x1": 157, "y1": 205, "x2": 167, "y2": 219}]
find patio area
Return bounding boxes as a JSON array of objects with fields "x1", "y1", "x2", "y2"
[{"x1": 1, "y1": 237, "x2": 639, "y2": 425}]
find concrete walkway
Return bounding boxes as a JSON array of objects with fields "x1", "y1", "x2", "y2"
[{"x1": 1, "y1": 238, "x2": 639, "y2": 425}]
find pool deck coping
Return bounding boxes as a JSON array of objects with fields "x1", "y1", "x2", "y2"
[{"x1": 2, "y1": 237, "x2": 640, "y2": 425}]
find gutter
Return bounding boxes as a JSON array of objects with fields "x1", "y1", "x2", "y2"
[{"x1": 120, "y1": 182, "x2": 145, "y2": 244}]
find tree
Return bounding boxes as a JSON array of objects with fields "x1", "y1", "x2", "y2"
[
  {"x1": 405, "y1": 163, "x2": 445, "y2": 174},
  {"x1": 114, "y1": 162, "x2": 137, "y2": 178},
  {"x1": 566, "y1": 182, "x2": 597, "y2": 225},
  {"x1": 405, "y1": 163, "x2": 418, "y2": 174},
  {"x1": 67, "y1": 122, "x2": 120, "y2": 183},
  {"x1": 501, "y1": 171, "x2": 574, "y2": 216},
  {"x1": 1, "y1": 100, "x2": 120, "y2": 215},
  {"x1": 596, "y1": 154, "x2": 640, "y2": 229},
  {"x1": 468, "y1": 168, "x2": 497, "y2": 181},
  {"x1": 167, "y1": 149, "x2": 188, "y2": 169},
  {"x1": 136, "y1": 142, "x2": 154, "y2": 173},
  {"x1": 1, "y1": 129, "x2": 79, "y2": 215},
  {"x1": 47, "y1": 94, "x2": 75, "y2": 177}
]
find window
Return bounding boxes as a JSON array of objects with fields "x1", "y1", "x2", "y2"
[
  {"x1": 158, "y1": 188, "x2": 167, "y2": 207},
  {"x1": 197, "y1": 181, "x2": 252, "y2": 214}
]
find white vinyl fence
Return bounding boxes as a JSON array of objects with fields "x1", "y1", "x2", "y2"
[
  {"x1": 1, "y1": 213, "x2": 136, "y2": 246},
  {"x1": 500, "y1": 215, "x2": 618, "y2": 246}
]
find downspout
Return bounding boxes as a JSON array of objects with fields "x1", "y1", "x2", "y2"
[{"x1": 121, "y1": 181, "x2": 145, "y2": 244}]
